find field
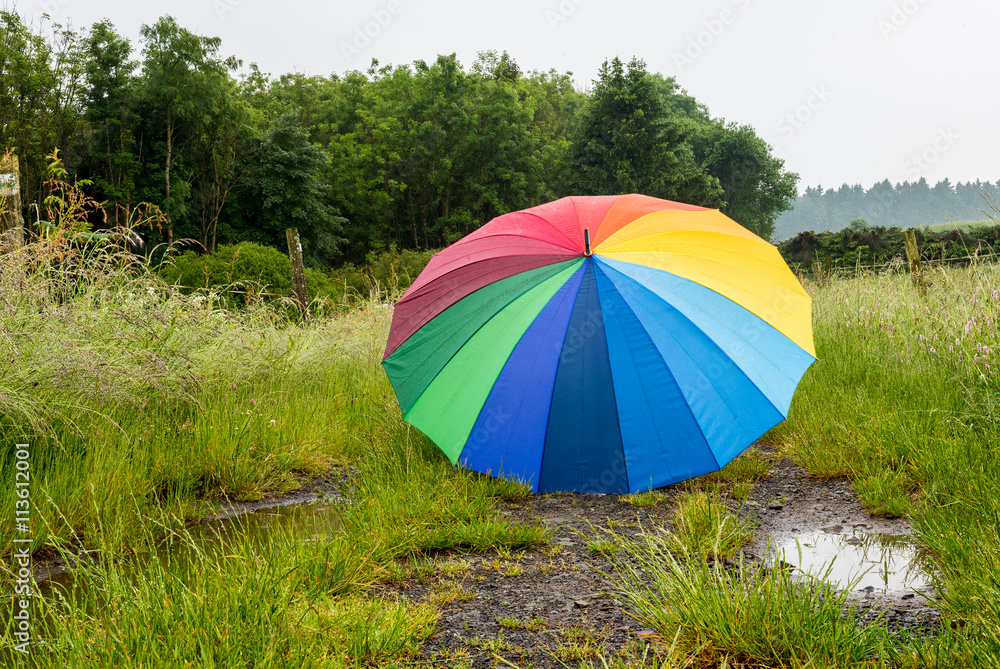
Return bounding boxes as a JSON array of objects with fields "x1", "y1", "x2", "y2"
[
  {"x1": 922, "y1": 219, "x2": 995, "y2": 233},
  {"x1": 3, "y1": 229, "x2": 1000, "y2": 667}
]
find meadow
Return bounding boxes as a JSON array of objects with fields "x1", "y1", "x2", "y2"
[
  {"x1": 3, "y1": 223, "x2": 1000, "y2": 666},
  {"x1": 922, "y1": 219, "x2": 996, "y2": 233}
]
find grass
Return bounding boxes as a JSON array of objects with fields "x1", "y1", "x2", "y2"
[
  {"x1": 607, "y1": 534, "x2": 905, "y2": 668},
  {"x1": 620, "y1": 489, "x2": 668, "y2": 508},
  {"x1": 12, "y1": 519, "x2": 437, "y2": 668},
  {"x1": 663, "y1": 490, "x2": 755, "y2": 560},
  {"x1": 0, "y1": 223, "x2": 550, "y2": 665},
  {"x1": 768, "y1": 264, "x2": 1000, "y2": 628},
  {"x1": 548, "y1": 625, "x2": 606, "y2": 663},
  {"x1": 496, "y1": 615, "x2": 546, "y2": 630},
  {"x1": 764, "y1": 261, "x2": 1000, "y2": 663},
  {"x1": 922, "y1": 218, "x2": 995, "y2": 233}
]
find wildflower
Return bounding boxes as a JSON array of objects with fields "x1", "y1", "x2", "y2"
[
  {"x1": 975, "y1": 354, "x2": 980, "y2": 362},
  {"x1": 230, "y1": 384, "x2": 237, "y2": 390},
  {"x1": 966, "y1": 320, "x2": 973, "y2": 335},
  {"x1": 994, "y1": 289, "x2": 999, "y2": 300},
  {"x1": 930, "y1": 347, "x2": 936, "y2": 354},
  {"x1": 949, "y1": 345, "x2": 954, "y2": 352},
  {"x1": 270, "y1": 419, "x2": 276, "y2": 425},
  {"x1": 250, "y1": 398, "x2": 256, "y2": 405}
]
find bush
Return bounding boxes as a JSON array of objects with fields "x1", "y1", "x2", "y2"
[
  {"x1": 158, "y1": 242, "x2": 339, "y2": 303},
  {"x1": 329, "y1": 246, "x2": 438, "y2": 303}
]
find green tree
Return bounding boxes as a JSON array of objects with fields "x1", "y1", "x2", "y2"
[
  {"x1": 569, "y1": 57, "x2": 722, "y2": 205},
  {"x1": 0, "y1": 11, "x2": 83, "y2": 217},
  {"x1": 138, "y1": 15, "x2": 237, "y2": 247},
  {"x1": 190, "y1": 75, "x2": 254, "y2": 253},
  {"x1": 83, "y1": 19, "x2": 138, "y2": 226},
  {"x1": 242, "y1": 114, "x2": 345, "y2": 267},
  {"x1": 692, "y1": 121, "x2": 798, "y2": 240}
]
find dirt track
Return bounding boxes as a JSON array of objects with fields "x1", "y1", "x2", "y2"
[{"x1": 403, "y1": 444, "x2": 942, "y2": 667}]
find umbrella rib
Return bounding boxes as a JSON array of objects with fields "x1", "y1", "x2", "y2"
[
  {"x1": 452, "y1": 231, "x2": 581, "y2": 254},
  {"x1": 596, "y1": 251, "x2": 811, "y2": 340},
  {"x1": 595, "y1": 262, "x2": 721, "y2": 480},
  {"x1": 598, "y1": 260, "x2": 800, "y2": 422},
  {"x1": 463, "y1": 212, "x2": 582, "y2": 253},
  {"x1": 395, "y1": 253, "x2": 578, "y2": 308}
]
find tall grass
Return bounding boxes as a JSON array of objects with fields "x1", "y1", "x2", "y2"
[
  {"x1": 769, "y1": 260, "x2": 1000, "y2": 663},
  {"x1": 608, "y1": 533, "x2": 903, "y2": 668},
  {"x1": 0, "y1": 222, "x2": 548, "y2": 665},
  {"x1": 0, "y1": 226, "x2": 386, "y2": 559}
]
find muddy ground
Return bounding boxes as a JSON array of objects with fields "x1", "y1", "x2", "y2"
[{"x1": 395, "y1": 444, "x2": 942, "y2": 668}]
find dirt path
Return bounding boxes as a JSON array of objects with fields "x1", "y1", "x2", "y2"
[{"x1": 403, "y1": 444, "x2": 942, "y2": 668}]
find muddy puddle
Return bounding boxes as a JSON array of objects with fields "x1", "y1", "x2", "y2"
[
  {"x1": 1, "y1": 498, "x2": 343, "y2": 663},
  {"x1": 42, "y1": 498, "x2": 343, "y2": 592},
  {"x1": 773, "y1": 525, "x2": 932, "y2": 592}
]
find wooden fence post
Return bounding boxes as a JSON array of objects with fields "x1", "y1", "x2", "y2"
[
  {"x1": 903, "y1": 228, "x2": 925, "y2": 291},
  {"x1": 285, "y1": 227, "x2": 309, "y2": 315},
  {"x1": 1, "y1": 153, "x2": 25, "y2": 248}
]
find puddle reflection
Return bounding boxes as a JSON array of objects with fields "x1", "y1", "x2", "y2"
[
  {"x1": 775, "y1": 526, "x2": 932, "y2": 592},
  {"x1": 44, "y1": 499, "x2": 342, "y2": 592}
]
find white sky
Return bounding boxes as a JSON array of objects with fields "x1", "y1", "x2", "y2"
[{"x1": 21, "y1": 0, "x2": 1000, "y2": 191}]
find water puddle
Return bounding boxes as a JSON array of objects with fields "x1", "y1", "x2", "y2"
[
  {"x1": 774, "y1": 525, "x2": 932, "y2": 593},
  {"x1": 48, "y1": 499, "x2": 342, "y2": 590},
  {"x1": 2, "y1": 499, "x2": 342, "y2": 662}
]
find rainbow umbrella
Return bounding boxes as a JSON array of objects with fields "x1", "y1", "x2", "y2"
[{"x1": 382, "y1": 194, "x2": 814, "y2": 494}]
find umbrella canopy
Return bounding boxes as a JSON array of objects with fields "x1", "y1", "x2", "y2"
[{"x1": 382, "y1": 194, "x2": 814, "y2": 494}]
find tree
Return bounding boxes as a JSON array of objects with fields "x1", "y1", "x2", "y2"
[
  {"x1": 692, "y1": 121, "x2": 798, "y2": 240},
  {"x1": 242, "y1": 114, "x2": 345, "y2": 267},
  {"x1": 83, "y1": 19, "x2": 138, "y2": 226},
  {"x1": 0, "y1": 11, "x2": 67, "y2": 217},
  {"x1": 138, "y1": 15, "x2": 237, "y2": 248},
  {"x1": 569, "y1": 57, "x2": 722, "y2": 206},
  {"x1": 190, "y1": 78, "x2": 254, "y2": 253}
]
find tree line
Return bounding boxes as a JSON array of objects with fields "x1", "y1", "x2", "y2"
[
  {"x1": 1, "y1": 11, "x2": 798, "y2": 270},
  {"x1": 774, "y1": 178, "x2": 1000, "y2": 241}
]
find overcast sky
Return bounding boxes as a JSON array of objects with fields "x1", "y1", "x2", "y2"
[{"x1": 21, "y1": 0, "x2": 1000, "y2": 191}]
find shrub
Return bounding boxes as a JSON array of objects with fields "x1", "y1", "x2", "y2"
[
  {"x1": 329, "y1": 246, "x2": 438, "y2": 303},
  {"x1": 159, "y1": 242, "x2": 339, "y2": 303}
]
